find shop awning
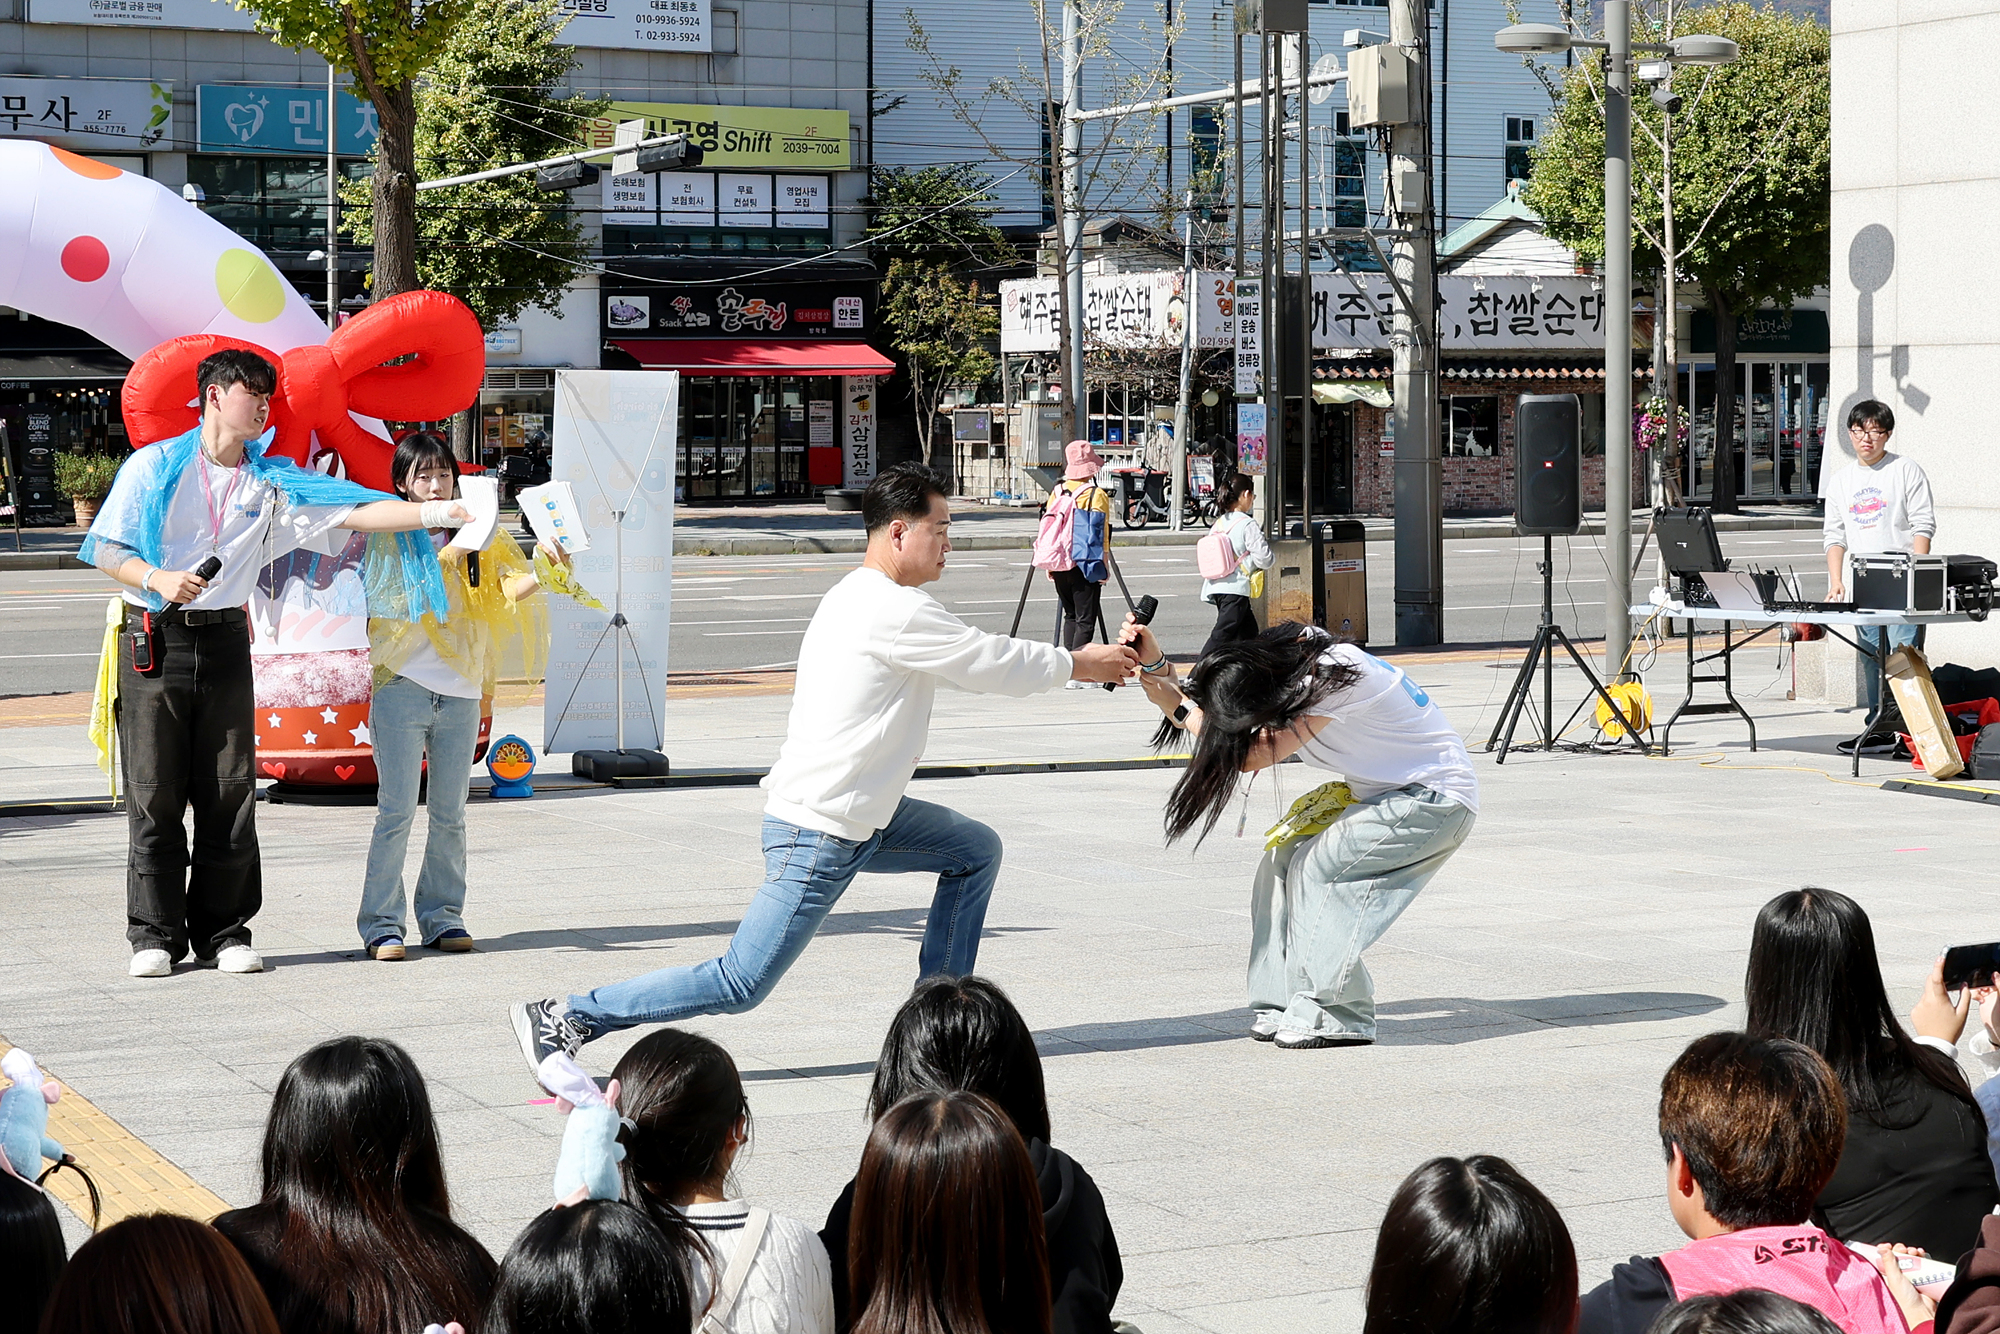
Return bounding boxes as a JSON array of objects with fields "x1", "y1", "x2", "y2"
[
  {"x1": 0, "y1": 351, "x2": 132, "y2": 381},
  {"x1": 611, "y1": 339, "x2": 895, "y2": 377}
]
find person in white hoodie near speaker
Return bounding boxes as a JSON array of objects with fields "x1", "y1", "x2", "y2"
[{"x1": 510, "y1": 465, "x2": 1140, "y2": 1072}]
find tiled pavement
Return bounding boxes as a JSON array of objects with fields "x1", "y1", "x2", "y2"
[{"x1": 3, "y1": 639, "x2": 1997, "y2": 1332}]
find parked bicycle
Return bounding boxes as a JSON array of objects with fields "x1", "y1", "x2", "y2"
[{"x1": 1118, "y1": 467, "x2": 1216, "y2": 529}]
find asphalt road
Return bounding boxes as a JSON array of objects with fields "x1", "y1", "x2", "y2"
[{"x1": 0, "y1": 530, "x2": 1829, "y2": 697}]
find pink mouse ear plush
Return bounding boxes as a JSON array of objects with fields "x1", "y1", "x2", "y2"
[{"x1": 0, "y1": 1048, "x2": 64, "y2": 1182}]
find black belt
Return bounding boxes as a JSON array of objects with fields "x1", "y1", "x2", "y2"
[{"x1": 127, "y1": 605, "x2": 247, "y2": 628}]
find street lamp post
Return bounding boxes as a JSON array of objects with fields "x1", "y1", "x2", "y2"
[{"x1": 1494, "y1": 16, "x2": 1736, "y2": 675}]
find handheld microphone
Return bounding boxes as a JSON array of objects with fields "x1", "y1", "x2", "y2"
[
  {"x1": 1106, "y1": 594, "x2": 1162, "y2": 690},
  {"x1": 467, "y1": 551, "x2": 481, "y2": 589},
  {"x1": 193, "y1": 555, "x2": 222, "y2": 581}
]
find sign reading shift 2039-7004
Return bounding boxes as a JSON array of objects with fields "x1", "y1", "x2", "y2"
[{"x1": 582, "y1": 102, "x2": 850, "y2": 169}]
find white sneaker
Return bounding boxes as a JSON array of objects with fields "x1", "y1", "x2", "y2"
[
  {"x1": 128, "y1": 949, "x2": 172, "y2": 978},
  {"x1": 215, "y1": 945, "x2": 264, "y2": 974},
  {"x1": 1250, "y1": 1012, "x2": 1282, "y2": 1042}
]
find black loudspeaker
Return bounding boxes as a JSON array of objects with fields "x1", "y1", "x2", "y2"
[{"x1": 1514, "y1": 393, "x2": 1581, "y2": 535}]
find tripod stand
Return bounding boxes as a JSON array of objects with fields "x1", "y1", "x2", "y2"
[
  {"x1": 1486, "y1": 534, "x2": 1653, "y2": 764},
  {"x1": 549, "y1": 502, "x2": 670, "y2": 784}
]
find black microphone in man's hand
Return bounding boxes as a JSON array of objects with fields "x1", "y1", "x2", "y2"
[
  {"x1": 1106, "y1": 595, "x2": 1162, "y2": 690},
  {"x1": 192, "y1": 555, "x2": 222, "y2": 581}
]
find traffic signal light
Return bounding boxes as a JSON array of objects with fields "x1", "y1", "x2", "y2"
[
  {"x1": 635, "y1": 136, "x2": 704, "y2": 173},
  {"x1": 535, "y1": 161, "x2": 600, "y2": 191}
]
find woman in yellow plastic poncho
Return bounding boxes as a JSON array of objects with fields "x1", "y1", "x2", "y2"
[{"x1": 355, "y1": 430, "x2": 575, "y2": 962}]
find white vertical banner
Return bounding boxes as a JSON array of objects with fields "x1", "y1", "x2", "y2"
[
  {"x1": 842, "y1": 376, "x2": 876, "y2": 488},
  {"x1": 1234, "y1": 278, "x2": 1263, "y2": 395},
  {"x1": 545, "y1": 370, "x2": 678, "y2": 754}
]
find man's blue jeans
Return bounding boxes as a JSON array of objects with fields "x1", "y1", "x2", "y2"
[
  {"x1": 1860, "y1": 623, "x2": 1924, "y2": 714},
  {"x1": 566, "y1": 796, "x2": 1002, "y2": 1037}
]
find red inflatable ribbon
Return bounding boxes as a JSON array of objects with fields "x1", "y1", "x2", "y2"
[{"x1": 120, "y1": 291, "x2": 486, "y2": 493}]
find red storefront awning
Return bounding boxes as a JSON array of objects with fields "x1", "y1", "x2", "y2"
[{"x1": 611, "y1": 339, "x2": 895, "y2": 377}]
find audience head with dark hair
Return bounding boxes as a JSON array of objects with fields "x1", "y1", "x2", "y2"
[
  {"x1": 211, "y1": 1035, "x2": 498, "y2": 1334},
  {"x1": 1362, "y1": 1155, "x2": 1577, "y2": 1334},
  {"x1": 848, "y1": 1090, "x2": 1050, "y2": 1334},
  {"x1": 1648, "y1": 1291, "x2": 1846, "y2": 1334},
  {"x1": 484, "y1": 1200, "x2": 695, "y2": 1334},
  {"x1": 823, "y1": 977, "x2": 1121, "y2": 1334},
  {"x1": 0, "y1": 1168, "x2": 67, "y2": 1333},
  {"x1": 1658, "y1": 1031, "x2": 1847, "y2": 1232},
  {"x1": 1745, "y1": 886, "x2": 1997, "y2": 1257},
  {"x1": 390, "y1": 431, "x2": 460, "y2": 504},
  {"x1": 869, "y1": 974, "x2": 1050, "y2": 1145},
  {"x1": 861, "y1": 464, "x2": 950, "y2": 535},
  {"x1": 612, "y1": 1027, "x2": 748, "y2": 1215},
  {"x1": 41, "y1": 1212, "x2": 281, "y2": 1334}
]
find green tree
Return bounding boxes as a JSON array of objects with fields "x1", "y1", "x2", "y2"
[
  {"x1": 1524, "y1": 3, "x2": 1829, "y2": 512},
  {"x1": 869, "y1": 165, "x2": 1008, "y2": 472},
  {"x1": 232, "y1": 0, "x2": 470, "y2": 298},
  {"x1": 878, "y1": 261, "x2": 999, "y2": 475},
  {"x1": 342, "y1": 0, "x2": 603, "y2": 330}
]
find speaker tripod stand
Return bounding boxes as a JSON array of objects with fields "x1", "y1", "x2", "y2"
[{"x1": 1486, "y1": 535, "x2": 1653, "y2": 764}]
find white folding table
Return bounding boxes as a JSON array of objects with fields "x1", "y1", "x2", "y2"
[{"x1": 1627, "y1": 601, "x2": 1979, "y2": 775}]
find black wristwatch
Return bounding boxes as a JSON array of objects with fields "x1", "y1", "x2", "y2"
[{"x1": 1171, "y1": 703, "x2": 1190, "y2": 728}]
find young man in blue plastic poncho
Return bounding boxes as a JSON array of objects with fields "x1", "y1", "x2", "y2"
[{"x1": 81, "y1": 348, "x2": 466, "y2": 979}]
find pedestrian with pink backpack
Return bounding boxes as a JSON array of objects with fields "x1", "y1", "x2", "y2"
[
  {"x1": 1195, "y1": 474, "x2": 1272, "y2": 657},
  {"x1": 1032, "y1": 442, "x2": 1114, "y2": 685}
]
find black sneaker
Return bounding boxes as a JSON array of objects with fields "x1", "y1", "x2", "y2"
[{"x1": 510, "y1": 998, "x2": 591, "y2": 1077}]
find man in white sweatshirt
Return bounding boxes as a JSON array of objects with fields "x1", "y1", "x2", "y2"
[
  {"x1": 1823, "y1": 399, "x2": 1936, "y2": 711},
  {"x1": 511, "y1": 464, "x2": 1140, "y2": 1069}
]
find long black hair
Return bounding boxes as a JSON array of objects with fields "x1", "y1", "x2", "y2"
[
  {"x1": 1745, "y1": 887, "x2": 1976, "y2": 1121},
  {"x1": 484, "y1": 1200, "x2": 696, "y2": 1334},
  {"x1": 1362, "y1": 1155, "x2": 1578, "y2": 1334},
  {"x1": 1158, "y1": 623, "x2": 1363, "y2": 845},
  {"x1": 849, "y1": 1092, "x2": 1051, "y2": 1334},
  {"x1": 0, "y1": 1169, "x2": 67, "y2": 1334},
  {"x1": 868, "y1": 975, "x2": 1051, "y2": 1146},
  {"x1": 1650, "y1": 1291, "x2": 1845, "y2": 1334},
  {"x1": 391, "y1": 431, "x2": 458, "y2": 503},
  {"x1": 248, "y1": 1036, "x2": 497, "y2": 1334},
  {"x1": 608, "y1": 1027, "x2": 744, "y2": 1269}
]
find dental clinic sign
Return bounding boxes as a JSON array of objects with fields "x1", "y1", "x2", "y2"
[{"x1": 198, "y1": 85, "x2": 379, "y2": 155}]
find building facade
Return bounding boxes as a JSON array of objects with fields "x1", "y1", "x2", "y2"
[{"x1": 0, "y1": 0, "x2": 874, "y2": 505}]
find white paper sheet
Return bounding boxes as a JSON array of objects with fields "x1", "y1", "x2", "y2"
[
  {"x1": 447, "y1": 475, "x2": 501, "y2": 552},
  {"x1": 517, "y1": 481, "x2": 592, "y2": 555}
]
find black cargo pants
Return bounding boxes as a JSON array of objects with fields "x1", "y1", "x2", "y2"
[{"x1": 116, "y1": 606, "x2": 261, "y2": 959}]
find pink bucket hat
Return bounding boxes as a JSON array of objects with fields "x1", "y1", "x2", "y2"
[{"x1": 1064, "y1": 440, "x2": 1104, "y2": 480}]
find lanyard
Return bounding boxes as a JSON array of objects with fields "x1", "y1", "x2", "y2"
[{"x1": 195, "y1": 444, "x2": 243, "y2": 555}]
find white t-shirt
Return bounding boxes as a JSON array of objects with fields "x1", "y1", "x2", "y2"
[
  {"x1": 684, "y1": 1201, "x2": 834, "y2": 1334},
  {"x1": 1822, "y1": 452, "x2": 1936, "y2": 558},
  {"x1": 115, "y1": 451, "x2": 354, "y2": 611},
  {"x1": 382, "y1": 531, "x2": 482, "y2": 699},
  {"x1": 762, "y1": 567, "x2": 1072, "y2": 840},
  {"x1": 1295, "y1": 643, "x2": 1479, "y2": 812}
]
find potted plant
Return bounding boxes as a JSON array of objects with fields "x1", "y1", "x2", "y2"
[{"x1": 53, "y1": 452, "x2": 123, "y2": 527}]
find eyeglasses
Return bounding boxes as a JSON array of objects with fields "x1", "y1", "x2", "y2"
[{"x1": 1849, "y1": 427, "x2": 1890, "y2": 440}]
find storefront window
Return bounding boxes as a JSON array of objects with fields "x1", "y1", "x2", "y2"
[
  {"x1": 1446, "y1": 395, "x2": 1498, "y2": 457},
  {"x1": 676, "y1": 376, "x2": 835, "y2": 502},
  {"x1": 190, "y1": 156, "x2": 372, "y2": 254},
  {"x1": 479, "y1": 375, "x2": 555, "y2": 472},
  {"x1": 1680, "y1": 361, "x2": 1826, "y2": 501}
]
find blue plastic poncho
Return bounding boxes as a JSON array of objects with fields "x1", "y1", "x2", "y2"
[{"x1": 78, "y1": 426, "x2": 449, "y2": 621}]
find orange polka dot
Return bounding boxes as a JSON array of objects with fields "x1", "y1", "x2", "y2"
[{"x1": 49, "y1": 147, "x2": 123, "y2": 180}]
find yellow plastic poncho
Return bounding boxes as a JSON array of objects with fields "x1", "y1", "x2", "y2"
[
  {"x1": 88, "y1": 597, "x2": 123, "y2": 797},
  {"x1": 365, "y1": 529, "x2": 550, "y2": 695}
]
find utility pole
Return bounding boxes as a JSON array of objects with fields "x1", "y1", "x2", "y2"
[
  {"x1": 1603, "y1": 0, "x2": 1635, "y2": 673},
  {"x1": 325, "y1": 63, "x2": 339, "y2": 331},
  {"x1": 1389, "y1": 0, "x2": 1441, "y2": 645},
  {"x1": 1171, "y1": 191, "x2": 1195, "y2": 531},
  {"x1": 1061, "y1": 0, "x2": 1087, "y2": 445}
]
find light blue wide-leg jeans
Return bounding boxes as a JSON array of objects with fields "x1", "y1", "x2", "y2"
[
  {"x1": 565, "y1": 796, "x2": 1002, "y2": 1037},
  {"x1": 1247, "y1": 784, "x2": 1475, "y2": 1039},
  {"x1": 358, "y1": 674, "x2": 481, "y2": 947}
]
